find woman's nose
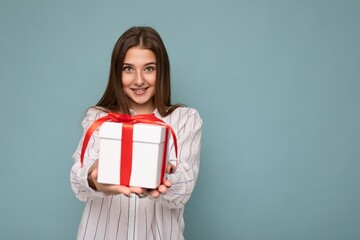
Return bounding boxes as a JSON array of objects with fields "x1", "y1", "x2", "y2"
[{"x1": 133, "y1": 71, "x2": 144, "y2": 85}]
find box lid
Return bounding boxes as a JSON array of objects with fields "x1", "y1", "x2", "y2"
[{"x1": 99, "y1": 122, "x2": 166, "y2": 143}]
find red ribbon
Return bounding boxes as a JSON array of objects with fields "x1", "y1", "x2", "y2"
[{"x1": 80, "y1": 112, "x2": 178, "y2": 186}]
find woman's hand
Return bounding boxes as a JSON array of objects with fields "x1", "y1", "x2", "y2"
[
  {"x1": 87, "y1": 160, "x2": 143, "y2": 197},
  {"x1": 88, "y1": 160, "x2": 176, "y2": 198},
  {"x1": 147, "y1": 162, "x2": 176, "y2": 198}
]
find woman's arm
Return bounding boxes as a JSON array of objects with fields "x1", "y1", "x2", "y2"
[
  {"x1": 156, "y1": 108, "x2": 203, "y2": 208},
  {"x1": 70, "y1": 108, "x2": 106, "y2": 201}
]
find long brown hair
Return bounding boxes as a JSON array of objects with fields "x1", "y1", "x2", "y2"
[{"x1": 96, "y1": 26, "x2": 183, "y2": 116}]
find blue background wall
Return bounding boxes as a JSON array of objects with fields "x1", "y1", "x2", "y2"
[{"x1": 1, "y1": 0, "x2": 359, "y2": 239}]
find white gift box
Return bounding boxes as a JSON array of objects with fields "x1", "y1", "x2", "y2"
[{"x1": 97, "y1": 122, "x2": 168, "y2": 189}]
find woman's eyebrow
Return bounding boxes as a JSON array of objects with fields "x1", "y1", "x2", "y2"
[{"x1": 123, "y1": 62, "x2": 156, "y2": 66}]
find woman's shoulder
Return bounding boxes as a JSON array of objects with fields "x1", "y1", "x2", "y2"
[
  {"x1": 167, "y1": 106, "x2": 202, "y2": 124},
  {"x1": 172, "y1": 106, "x2": 201, "y2": 116},
  {"x1": 81, "y1": 107, "x2": 108, "y2": 127},
  {"x1": 86, "y1": 106, "x2": 109, "y2": 117}
]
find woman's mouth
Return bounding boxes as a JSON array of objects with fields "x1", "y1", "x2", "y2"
[{"x1": 132, "y1": 87, "x2": 148, "y2": 95}]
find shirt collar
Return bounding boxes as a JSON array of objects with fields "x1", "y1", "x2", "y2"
[{"x1": 129, "y1": 108, "x2": 159, "y2": 116}]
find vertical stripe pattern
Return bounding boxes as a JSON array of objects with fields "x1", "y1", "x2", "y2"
[{"x1": 70, "y1": 107, "x2": 202, "y2": 240}]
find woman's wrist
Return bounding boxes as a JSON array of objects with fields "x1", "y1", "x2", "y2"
[{"x1": 87, "y1": 171, "x2": 97, "y2": 191}]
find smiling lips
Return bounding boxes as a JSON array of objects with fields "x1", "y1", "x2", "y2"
[{"x1": 132, "y1": 87, "x2": 148, "y2": 95}]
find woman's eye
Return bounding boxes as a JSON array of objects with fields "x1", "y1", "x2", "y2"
[
  {"x1": 144, "y1": 66, "x2": 156, "y2": 72},
  {"x1": 123, "y1": 66, "x2": 133, "y2": 72}
]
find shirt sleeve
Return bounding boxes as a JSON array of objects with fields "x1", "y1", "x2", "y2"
[
  {"x1": 156, "y1": 108, "x2": 203, "y2": 208},
  {"x1": 70, "y1": 108, "x2": 106, "y2": 201}
]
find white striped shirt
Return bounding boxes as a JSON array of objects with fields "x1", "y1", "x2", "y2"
[{"x1": 70, "y1": 107, "x2": 202, "y2": 240}]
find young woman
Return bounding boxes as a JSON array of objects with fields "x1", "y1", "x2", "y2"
[{"x1": 70, "y1": 26, "x2": 202, "y2": 240}]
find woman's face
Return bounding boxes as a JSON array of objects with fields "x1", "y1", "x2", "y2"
[{"x1": 122, "y1": 46, "x2": 157, "y2": 114}]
